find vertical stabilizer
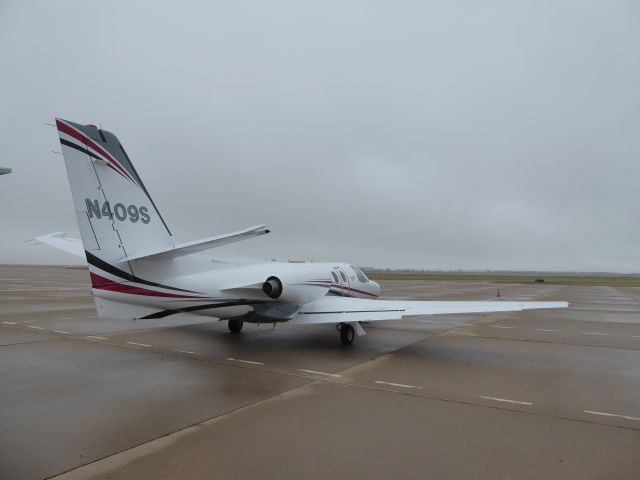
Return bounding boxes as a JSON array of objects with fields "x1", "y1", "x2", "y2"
[{"x1": 56, "y1": 118, "x2": 174, "y2": 282}]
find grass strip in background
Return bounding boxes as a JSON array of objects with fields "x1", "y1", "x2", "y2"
[{"x1": 367, "y1": 272, "x2": 640, "y2": 287}]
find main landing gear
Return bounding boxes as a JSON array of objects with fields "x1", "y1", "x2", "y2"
[
  {"x1": 337, "y1": 323, "x2": 355, "y2": 345},
  {"x1": 228, "y1": 319, "x2": 244, "y2": 333}
]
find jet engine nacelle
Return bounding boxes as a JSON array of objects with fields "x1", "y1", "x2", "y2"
[{"x1": 262, "y1": 267, "x2": 331, "y2": 305}]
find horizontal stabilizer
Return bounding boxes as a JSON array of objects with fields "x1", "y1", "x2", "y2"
[
  {"x1": 34, "y1": 232, "x2": 85, "y2": 258},
  {"x1": 125, "y1": 224, "x2": 270, "y2": 262}
]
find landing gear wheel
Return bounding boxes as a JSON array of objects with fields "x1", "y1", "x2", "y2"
[
  {"x1": 339, "y1": 323, "x2": 355, "y2": 345},
  {"x1": 228, "y1": 319, "x2": 244, "y2": 333}
]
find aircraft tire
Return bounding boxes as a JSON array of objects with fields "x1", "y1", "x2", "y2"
[
  {"x1": 339, "y1": 323, "x2": 355, "y2": 345},
  {"x1": 228, "y1": 319, "x2": 244, "y2": 333}
]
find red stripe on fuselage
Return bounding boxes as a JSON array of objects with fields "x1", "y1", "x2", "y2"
[
  {"x1": 56, "y1": 120, "x2": 136, "y2": 185},
  {"x1": 89, "y1": 272, "x2": 207, "y2": 299},
  {"x1": 304, "y1": 279, "x2": 376, "y2": 297},
  {"x1": 330, "y1": 283, "x2": 377, "y2": 297}
]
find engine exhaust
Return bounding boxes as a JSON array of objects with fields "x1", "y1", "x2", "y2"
[{"x1": 262, "y1": 276, "x2": 283, "y2": 299}]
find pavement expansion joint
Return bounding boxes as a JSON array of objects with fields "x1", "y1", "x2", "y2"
[
  {"x1": 45, "y1": 377, "x2": 315, "y2": 480},
  {"x1": 0, "y1": 339, "x2": 54, "y2": 348}
]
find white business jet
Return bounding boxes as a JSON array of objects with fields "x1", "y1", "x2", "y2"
[{"x1": 37, "y1": 119, "x2": 567, "y2": 345}]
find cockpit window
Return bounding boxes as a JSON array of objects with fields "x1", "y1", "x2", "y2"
[
  {"x1": 331, "y1": 271, "x2": 339, "y2": 283},
  {"x1": 351, "y1": 265, "x2": 369, "y2": 283},
  {"x1": 339, "y1": 271, "x2": 347, "y2": 282}
]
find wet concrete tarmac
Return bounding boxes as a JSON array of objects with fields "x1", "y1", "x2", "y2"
[{"x1": 1, "y1": 266, "x2": 639, "y2": 479}]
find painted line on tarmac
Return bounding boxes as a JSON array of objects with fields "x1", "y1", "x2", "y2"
[
  {"x1": 53, "y1": 330, "x2": 70, "y2": 334},
  {"x1": 536, "y1": 328, "x2": 561, "y2": 332},
  {"x1": 87, "y1": 336, "x2": 108, "y2": 340},
  {"x1": 584, "y1": 410, "x2": 640, "y2": 421},
  {"x1": 174, "y1": 349, "x2": 200, "y2": 355},
  {"x1": 2, "y1": 321, "x2": 16, "y2": 325},
  {"x1": 480, "y1": 395, "x2": 532, "y2": 406},
  {"x1": 226, "y1": 357, "x2": 264, "y2": 365},
  {"x1": 492, "y1": 326, "x2": 515, "y2": 329},
  {"x1": 375, "y1": 380, "x2": 422, "y2": 389},
  {"x1": 28, "y1": 325, "x2": 44, "y2": 330},
  {"x1": 420, "y1": 320, "x2": 471, "y2": 326},
  {"x1": 299, "y1": 369, "x2": 342, "y2": 378},
  {"x1": 580, "y1": 332, "x2": 610, "y2": 336},
  {"x1": 126, "y1": 341, "x2": 151, "y2": 347}
]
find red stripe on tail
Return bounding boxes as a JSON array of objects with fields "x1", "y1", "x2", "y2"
[
  {"x1": 56, "y1": 119, "x2": 137, "y2": 185},
  {"x1": 89, "y1": 272, "x2": 207, "y2": 299}
]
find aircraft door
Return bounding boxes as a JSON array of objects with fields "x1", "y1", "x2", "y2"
[{"x1": 334, "y1": 267, "x2": 351, "y2": 296}]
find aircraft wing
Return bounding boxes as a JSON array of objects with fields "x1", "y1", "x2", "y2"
[
  {"x1": 289, "y1": 296, "x2": 569, "y2": 325},
  {"x1": 34, "y1": 232, "x2": 85, "y2": 258}
]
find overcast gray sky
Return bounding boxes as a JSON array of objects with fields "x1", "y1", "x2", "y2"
[{"x1": 1, "y1": 0, "x2": 638, "y2": 272}]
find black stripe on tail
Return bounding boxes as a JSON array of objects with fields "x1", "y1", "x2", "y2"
[{"x1": 85, "y1": 251, "x2": 200, "y2": 294}]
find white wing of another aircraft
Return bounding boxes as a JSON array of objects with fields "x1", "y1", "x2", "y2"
[{"x1": 37, "y1": 118, "x2": 569, "y2": 345}]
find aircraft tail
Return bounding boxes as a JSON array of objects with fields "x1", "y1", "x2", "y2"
[{"x1": 56, "y1": 118, "x2": 175, "y2": 283}]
